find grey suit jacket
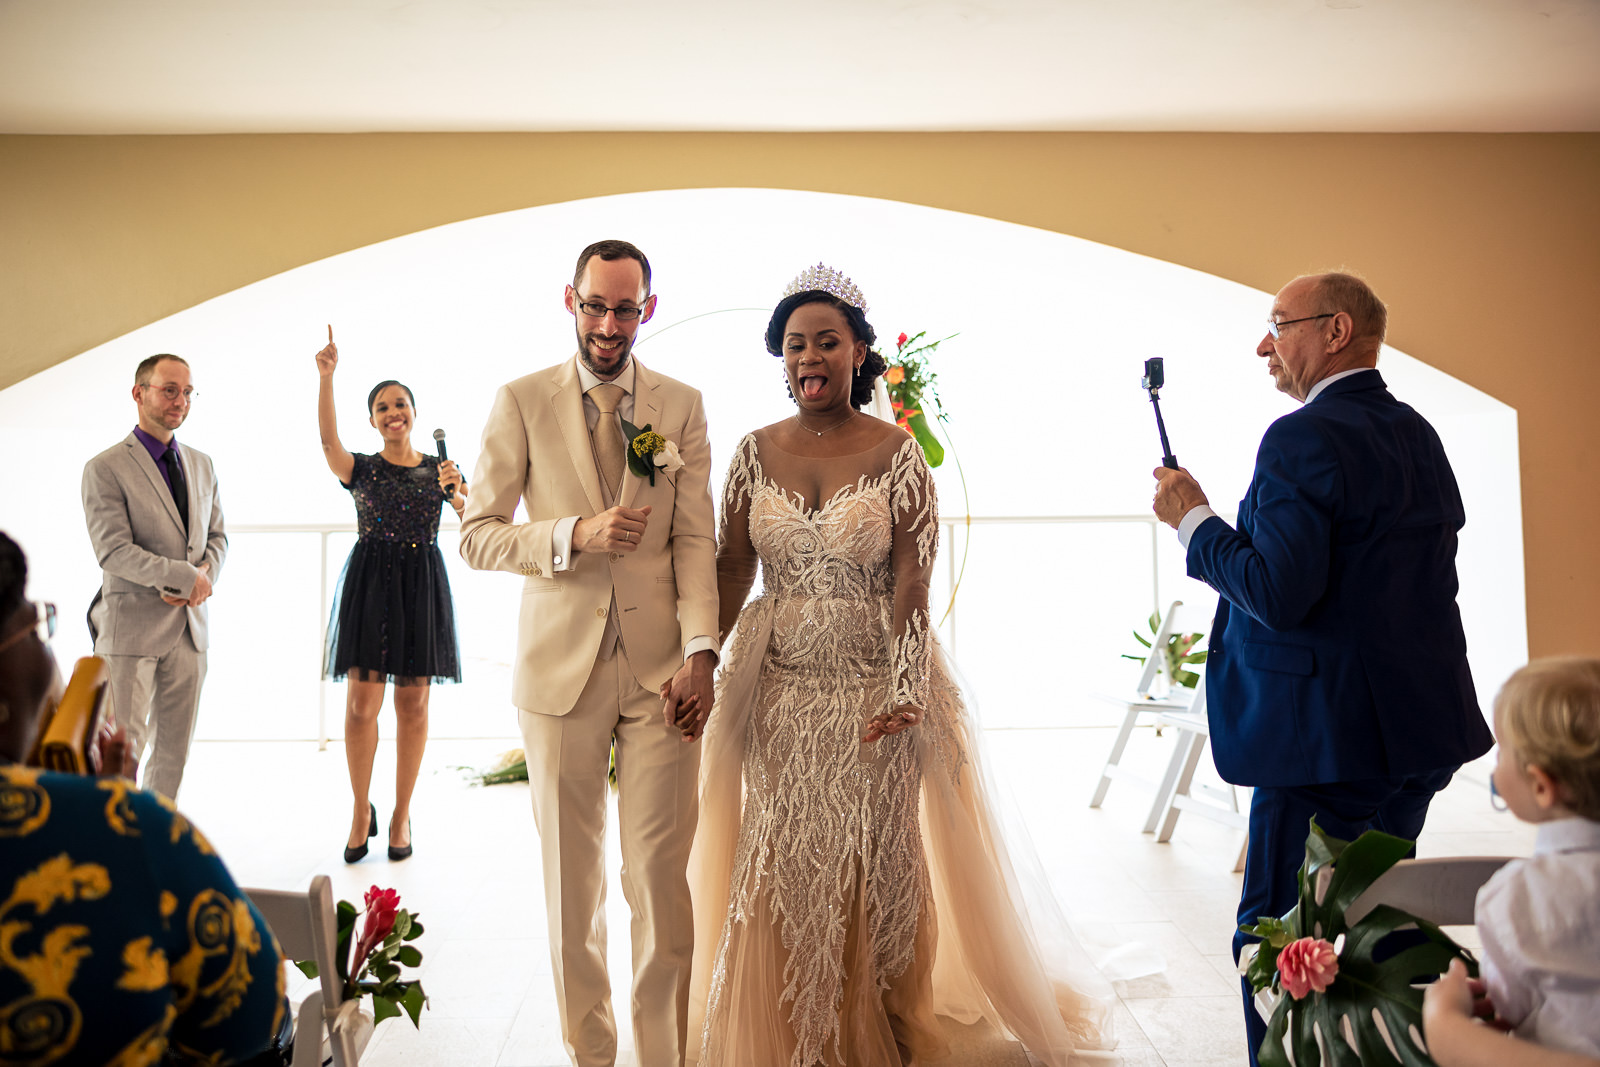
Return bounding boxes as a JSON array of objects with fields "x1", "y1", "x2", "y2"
[{"x1": 83, "y1": 432, "x2": 227, "y2": 657}]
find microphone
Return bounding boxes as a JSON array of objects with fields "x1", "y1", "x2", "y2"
[{"x1": 433, "y1": 428, "x2": 465, "y2": 499}]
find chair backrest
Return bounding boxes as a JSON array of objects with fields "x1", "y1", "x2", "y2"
[
  {"x1": 1132, "y1": 598, "x2": 1203, "y2": 697},
  {"x1": 1345, "y1": 856, "x2": 1513, "y2": 926},
  {"x1": 246, "y1": 875, "x2": 356, "y2": 1065}
]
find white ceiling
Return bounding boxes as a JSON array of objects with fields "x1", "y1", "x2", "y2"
[{"x1": 2, "y1": 0, "x2": 1598, "y2": 134}]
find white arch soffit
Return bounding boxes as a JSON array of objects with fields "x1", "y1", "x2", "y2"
[{"x1": 0, "y1": 187, "x2": 1525, "y2": 722}]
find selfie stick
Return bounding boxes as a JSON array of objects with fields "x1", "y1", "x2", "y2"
[{"x1": 1143, "y1": 358, "x2": 1178, "y2": 470}]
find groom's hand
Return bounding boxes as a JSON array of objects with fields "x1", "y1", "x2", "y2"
[
  {"x1": 661, "y1": 650, "x2": 716, "y2": 742},
  {"x1": 574, "y1": 504, "x2": 651, "y2": 554}
]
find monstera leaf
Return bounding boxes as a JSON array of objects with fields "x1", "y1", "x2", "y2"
[{"x1": 1242, "y1": 821, "x2": 1477, "y2": 1067}]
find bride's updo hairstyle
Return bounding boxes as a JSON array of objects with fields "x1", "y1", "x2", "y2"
[{"x1": 765, "y1": 291, "x2": 888, "y2": 411}]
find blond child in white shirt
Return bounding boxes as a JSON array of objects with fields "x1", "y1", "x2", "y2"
[{"x1": 1423, "y1": 657, "x2": 1600, "y2": 1067}]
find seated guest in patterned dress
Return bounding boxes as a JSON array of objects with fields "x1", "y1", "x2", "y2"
[{"x1": 0, "y1": 530, "x2": 288, "y2": 1066}]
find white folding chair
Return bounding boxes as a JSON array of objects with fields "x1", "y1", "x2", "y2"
[
  {"x1": 1149, "y1": 687, "x2": 1250, "y2": 872},
  {"x1": 246, "y1": 875, "x2": 373, "y2": 1067},
  {"x1": 1089, "y1": 600, "x2": 1204, "y2": 833}
]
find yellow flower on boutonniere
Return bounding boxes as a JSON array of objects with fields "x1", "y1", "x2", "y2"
[{"x1": 620, "y1": 419, "x2": 682, "y2": 486}]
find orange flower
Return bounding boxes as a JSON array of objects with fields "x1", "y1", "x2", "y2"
[{"x1": 885, "y1": 366, "x2": 905, "y2": 385}]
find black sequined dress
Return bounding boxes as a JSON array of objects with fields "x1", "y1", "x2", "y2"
[{"x1": 323, "y1": 452, "x2": 462, "y2": 685}]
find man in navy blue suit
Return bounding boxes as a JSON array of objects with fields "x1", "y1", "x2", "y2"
[{"x1": 1152, "y1": 272, "x2": 1494, "y2": 1065}]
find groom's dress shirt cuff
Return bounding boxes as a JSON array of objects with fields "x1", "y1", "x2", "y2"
[
  {"x1": 1176, "y1": 505, "x2": 1219, "y2": 549},
  {"x1": 552, "y1": 516, "x2": 578, "y2": 571},
  {"x1": 684, "y1": 636, "x2": 717, "y2": 663}
]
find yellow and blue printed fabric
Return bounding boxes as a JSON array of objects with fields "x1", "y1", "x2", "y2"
[{"x1": 0, "y1": 764, "x2": 285, "y2": 1066}]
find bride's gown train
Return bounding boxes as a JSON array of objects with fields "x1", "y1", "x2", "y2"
[{"x1": 688, "y1": 431, "x2": 1117, "y2": 1067}]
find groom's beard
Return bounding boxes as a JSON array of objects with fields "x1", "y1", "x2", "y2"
[{"x1": 577, "y1": 326, "x2": 632, "y2": 380}]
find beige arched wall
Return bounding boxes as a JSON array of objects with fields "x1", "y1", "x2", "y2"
[{"x1": 3, "y1": 132, "x2": 1596, "y2": 658}]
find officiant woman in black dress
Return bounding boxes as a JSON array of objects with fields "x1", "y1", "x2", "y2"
[{"x1": 314, "y1": 329, "x2": 462, "y2": 864}]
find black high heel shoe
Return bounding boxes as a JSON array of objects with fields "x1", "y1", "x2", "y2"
[
  {"x1": 387, "y1": 818, "x2": 413, "y2": 862},
  {"x1": 344, "y1": 802, "x2": 377, "y2": 864}
]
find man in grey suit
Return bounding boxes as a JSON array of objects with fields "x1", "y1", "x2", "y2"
[{"x1": 83, "y1": 353, "x2": 226, "y2": 799}]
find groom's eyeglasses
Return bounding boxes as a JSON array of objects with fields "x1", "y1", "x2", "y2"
[{"x1": 575, "y1": 298, "x2": 645, "y2": 322}]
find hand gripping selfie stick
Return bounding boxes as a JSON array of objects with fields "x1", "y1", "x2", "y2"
[{"x1": 1143, "y1": 358, "x2": 1178, "y2": 470}]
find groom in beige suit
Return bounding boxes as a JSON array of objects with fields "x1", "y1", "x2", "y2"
[{"x1": 460, "y1": 240, "x2": 718, "y2": 1067}]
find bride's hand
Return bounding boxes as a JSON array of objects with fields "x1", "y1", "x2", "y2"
[{"x1": 862, "y1": 704, "x2": 922, "y2": 744}]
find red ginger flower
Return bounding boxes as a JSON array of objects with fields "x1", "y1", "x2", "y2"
[
  {"x1": 353, "y1": 886, "x2": 401, "y2": 967},
  {"x1": 897, "y1": 332, "x2": 908, "y2": 348},
  {"x1": 1277, "y1": 936, "x2": 1339, "y2": 999}
]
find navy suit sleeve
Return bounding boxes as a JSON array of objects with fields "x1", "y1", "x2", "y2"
[{"x1": 1187, "y1": 416, "x2": 1342, "y2": 632}]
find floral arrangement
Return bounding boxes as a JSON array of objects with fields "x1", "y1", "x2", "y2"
[
  {"x1": 883, "y1": 330, "x2": 955, "y2": 468},
  {"x1": 295, "y1": 885, "x2": 428, "y2": 1028},
  {"x1": 1239, "y1": 820, "x2": 1476, "y2": 1067},
  {"x1": 621, "y1": 419, "x2": 683, "y2": 486},
  {"x1": 464, "y1": 746, "x2": 618, "y2": 791},
  {"x1": 1122, "y1": 609, "x2": 1208, "y2": 690}
]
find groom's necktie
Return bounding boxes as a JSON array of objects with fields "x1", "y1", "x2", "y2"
[
  {"x1": 161, "y1": 446, "x2": 190, "y2": 533},
  {"x1": 588, "y1": 383, "x2": 627, "y2": 500}
]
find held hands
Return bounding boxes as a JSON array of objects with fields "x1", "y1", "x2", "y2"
[
  {"x1": 315, "y1": 324, "x2": 338, "y2": 376},
  {"x1": 1151, "y1": 465, "x2": 1209, "y2": 529},
  {"x1": 659, "y1": 650, "x2": 716, "y2": 742},
  {"x1": 863, "y1": 704, "x2": 922, "y2": 745},
  {"x1": 574, "y1": 504, "x2": 651, "y2": 554}
]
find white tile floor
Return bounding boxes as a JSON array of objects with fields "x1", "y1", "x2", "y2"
[{"x1": 177, "y1": 721, "x2": 1535, "y2": 1067}]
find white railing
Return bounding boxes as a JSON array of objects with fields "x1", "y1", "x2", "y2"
[{"x1": 228, "y1": 514, "x2": 1171, "y2": 747}]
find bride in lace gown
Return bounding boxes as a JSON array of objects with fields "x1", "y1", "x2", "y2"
[{"x1": 686, "y1": 268, "x2": 1117, "y2": 1067}]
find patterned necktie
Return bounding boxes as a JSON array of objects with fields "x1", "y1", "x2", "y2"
[
  {"x1": 588, "y1": 383, "x2": 627, "y2": 499},
  {"x1": 162, "y1": 446, "x2": 190, "y2": 532}
]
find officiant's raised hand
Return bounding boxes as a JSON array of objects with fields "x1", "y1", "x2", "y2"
[{"x1": 574, "y1": 504, "x2": 650, "y2": 554}]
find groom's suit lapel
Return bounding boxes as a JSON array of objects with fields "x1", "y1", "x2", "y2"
[
  {"x1": 550, "y1": 358, "x2": 606, "y2": 516},
  {"x1": 620, "y1": 362, "x2": 663, "y2": 511}
]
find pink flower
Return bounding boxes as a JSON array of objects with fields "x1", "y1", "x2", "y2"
[
  {"x1": 1277, "y1": 936, "x2": 1339, "y2": 999},
  {"x1": 353, "y1": 886, "x2": 401, "y2": 967}
]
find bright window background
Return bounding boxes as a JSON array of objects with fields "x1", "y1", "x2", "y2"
[{"x1": 0, "y1": 188, "x2": 1526, "y2": 740}]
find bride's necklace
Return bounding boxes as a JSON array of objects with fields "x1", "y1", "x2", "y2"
[{"x1": 793, "y1": 412, "x2": 854, "y2": 437}]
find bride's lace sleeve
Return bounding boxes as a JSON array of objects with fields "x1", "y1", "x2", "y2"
[
  {"x1": 714, "y1": 434, "x2": 761, "y2": 646},
  {"x1": 889, "y1": 437, "x2": 939, "y2": 710}
]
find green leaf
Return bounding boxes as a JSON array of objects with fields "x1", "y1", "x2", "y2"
[
  {"x1": 405, "y1": 917, "x2": 424, "y2": 940},
  {"x1": 400, "y1": 982, "x2": 427, "y2": 1028},
  {"x1": 1131, "y1": 631, "x2": 1153, "y2": 649},
  {"x1": 294, "y1": 959, "x2": 320, "y2": 980},
  {"x1": 372, "y1": 994, "x2": 402, "y2": 1025},
  {"x1": 618, "y1": 418, "x2": 658, "y2": 485},
  {"x1": 1249, "y1": 822, "x2": 1476, "y2": 1067},
  {"x1": 396, "y1": 945, "x2": 423, "y2": 968},
  {"x1": 391, "y1": 912, "x2": 412, "y2": 941},
  {"x1": 374, "y1": 961, "x2": 401, "y2": 983},
  {"x1": 905, "y1": 412, "x2": 945, "y2": 467}
]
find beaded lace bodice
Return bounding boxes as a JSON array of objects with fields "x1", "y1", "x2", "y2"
[{"x1": 703, "y1": 430, "x2": 941, "y2": 1066}]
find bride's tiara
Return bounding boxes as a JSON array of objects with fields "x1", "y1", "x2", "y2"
[{"x1": 782, "y1": 264, "x2": 869, "y2": 315}]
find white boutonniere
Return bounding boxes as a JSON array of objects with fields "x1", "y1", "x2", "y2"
[{"x1": 620, "y1": 419, "x2": 682, "y2": 486}]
